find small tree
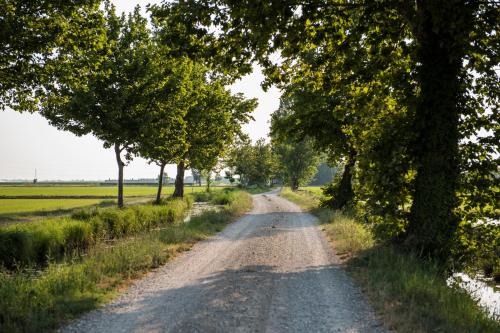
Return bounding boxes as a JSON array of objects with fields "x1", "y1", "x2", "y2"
[
  {"x1": 273, "y1": 138, "x2": 320, "y2": 191},
  {"x1": 226, "y1": 138, "x2": 275, "y2": 187}
]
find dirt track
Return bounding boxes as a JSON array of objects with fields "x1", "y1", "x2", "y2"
[{"x1": 62, "y1": 189, "x2": 384, "y2": 333}]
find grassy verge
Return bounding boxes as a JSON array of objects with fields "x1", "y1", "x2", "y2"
[
  {"x1": 0, "y1": 198, "x2": 191, "y2": 268},
  {"x1": 0, "y1": 190, "x2": 252, "y2": 332},
  {"x1": 281, "y1": 187, "x2": 500, "y2": 333}
]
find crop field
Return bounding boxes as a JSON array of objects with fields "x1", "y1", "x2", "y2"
[
  {"x1": 1, "y1": 185, "x2": 159, "y2": 197},
  {"x1": 0, "y1": 185, "x2": 226, "y2": 197},
  {"x1": 0, "y1": 199, "x2": 105, "y2": 215},
  {"x1": 0, "y1": 185, "x2": 228, "y2": 224}
]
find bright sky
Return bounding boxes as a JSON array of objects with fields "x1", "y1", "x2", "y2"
[{"x1": 0, "y1": 0, "x2": 280, "y2": 181}]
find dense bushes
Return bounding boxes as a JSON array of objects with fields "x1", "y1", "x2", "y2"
[{"x1": 0, "y1": 198, "x2": 191, "y2": 268}]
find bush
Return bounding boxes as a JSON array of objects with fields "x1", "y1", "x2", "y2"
[{"x1": 0, "y1": 198, "x2": 191, "y2": 268}]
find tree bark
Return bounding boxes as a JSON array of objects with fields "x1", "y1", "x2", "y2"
[
  {"x1": 406, "y1": 1, "x2": 473, "y2": 261},
  {"x1": 172, "y1": 161, "x2": 185, "y2": 198},
  {"x1": 155, "y1": 162, "x2": 166, "y2": 204},
  {"x1": 114, "y1": 143, "x2": 125, "y2": 208},
  {"x1": 323, "y1": 149, "x2": 355, "y2": 210},
  {"x1": 206, "y1": 173, "x2": 211, "y2": 193},
  {"x1": 291, "y1": 178, "x2": 299, "y2": 191}
]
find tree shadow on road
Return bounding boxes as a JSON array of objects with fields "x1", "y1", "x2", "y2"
[{"x1": 74, "y1": 264, "x2": 383, "y2": 333}]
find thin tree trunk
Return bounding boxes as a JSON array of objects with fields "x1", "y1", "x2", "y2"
[
  {"x1": 206, "y1": 173, "x2": 211, "y2": 193},
  {"x1": 406, "y1": 1, "x2": 472, "y2": 262},
  {"x1": 155, "y1": 162, "x2": 166, "y2": 204},
  {"x1": 172, "y1": 161, "x2": 185, "y2": 198},
  {"x1": 114, "y1": 143, "x2": 125, "y2": 208}
]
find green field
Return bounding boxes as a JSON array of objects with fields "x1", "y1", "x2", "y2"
[
  {"x1": 0, "y1": 199, "x2": 106, "y2": 215},
  {"x1": 0, "y1": 185, "x2": 228, "y2": 223},
  {"x1": 0, "y1": 185, "x2": 226, "y2": 197},
  {"x1": 0, "y1": 185, "x2": 158, "y2": 197}
]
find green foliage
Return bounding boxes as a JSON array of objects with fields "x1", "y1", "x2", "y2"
[
  {"x1": 453, "y1": 221, "x2": 500, "y2": 283},
  {"x1": 0, "y1": 198, "x2": 190, "y2": 268},
  {"x1": 0, "y1": 0, "x2": 106, "y2": 111},
  {"x1": 0, "y1": 191, "x2": 251, "y2": 332},
  {"x1": 349, "y1": 247, "x2": 500, "y2": 333},
  {"x1": 226, "y1": 138, "x2": 275, "y2": 187},
  {"x1": 183, "y1": 79, "x2": 257, "y2": 174},
  {"x1": 272, "y1": 137, "x2": 320, "y2": 190},
  {"x1": 182, "y1": 0, "x2": 499, "y2": 265}
]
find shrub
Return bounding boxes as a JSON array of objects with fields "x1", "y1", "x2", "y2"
[{"x1": 0, "y1": 198, "x2": 191, "y2": 268}]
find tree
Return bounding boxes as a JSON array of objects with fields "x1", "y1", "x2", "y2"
[
  {"x1": 0, "y1": 0, "x2": 106, "y2": 111},
  {"x1": 133, "y1": 58, "x2": 200, "y2": 204},
  {"x1": 191, "y1": 168, "x2": 202, "y2": 186},
  {"x1": 171, "y1": 81, "x2": 256, "y2": 197},
  {"x1": 272, "y1": 137, "x2": 320, "y2": 191},
  {"x1": 41, "y1": 4, "x2": 155, "y2": 208},
  {"x1": 226, "y1": 138, "x2": 275, "y2": 187},
  {"x1": 177, "y1": 0, "x2": 499, "y2": 263}
]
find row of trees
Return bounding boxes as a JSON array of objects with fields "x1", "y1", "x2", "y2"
[
  {"x1": 224, "y1": 136, "x2": 321, "y2": 189},
  {"x1": 165, "y1": 0, "x2": 499, "y2": 270},
  {"x1": 1, "y1": 1, "x2": 257, "y2": 207}
]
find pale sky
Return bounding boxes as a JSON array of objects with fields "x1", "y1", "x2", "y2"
[{"x1": 0, "y1": 0, "x2": 280, "y2": 181}]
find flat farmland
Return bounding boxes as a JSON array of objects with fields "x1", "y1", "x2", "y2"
[
  {"x1": 0, "y1": 198, "x2": 105, "y2": 215},
  {"x1": 0, "y1": 185, "x2": 228, "y2": 224},
  {"x1": 0, "y1": 186, "x2": 159, "y2": 197}
]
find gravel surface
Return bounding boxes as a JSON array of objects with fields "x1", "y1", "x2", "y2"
[{"x1": 62, "y1": 189, "x2": 385, "y2": 333}]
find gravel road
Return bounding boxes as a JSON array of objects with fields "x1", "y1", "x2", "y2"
[{"x1": 62, "y1": 189, "x2": 384, "y2": 333}]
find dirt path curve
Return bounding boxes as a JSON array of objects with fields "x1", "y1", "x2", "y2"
[{"x1": 62, "y1": 189, "x2": 384, "y2": 333}]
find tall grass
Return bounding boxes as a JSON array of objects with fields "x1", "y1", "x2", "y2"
[
  {"x1": 281, "y1": 189, "x2": 500, "y2": 333},
  {"x1": 280, "y1": 187, "x2": 320, "y2": 210},
  {"x1": 0, "y1": 191, "x2": 252, "y2": 332},
  {"x1": 0, "y1": 198, "x2": 191, "y2": 268}
]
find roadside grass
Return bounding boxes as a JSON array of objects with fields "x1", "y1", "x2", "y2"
[
  {"x1": 0, "y1": 190, "x2": 252, "y2": 333},
  {"x1": 301, "y1": 186, "x2": 324, "y2": 196},
  {"x1": 281, "y1": 188, "x2": 500, "y2": 333},
  {"x1": 280, "y1": 187, "x2": 320, "y2": 211}
]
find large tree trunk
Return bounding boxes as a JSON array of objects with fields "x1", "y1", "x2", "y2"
[
  {"x1": 114, "y1": 143, "x2": 125, "y2": 208},
  {"x1": 330, "y1": 150, "x2": 355, "y2": 210},
  {"x1": 290, "y1": 178, "x2": 299, "y2": 191},
  {"x1": 155, "y1": 163, "x2": 166, "y2": 204},
  {"x1": 406, "y1": 1, "x2": 473, "y2": 262},
  {"x1": 172, "y1": 161, "x2": 185, "y2": 198}
]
